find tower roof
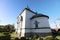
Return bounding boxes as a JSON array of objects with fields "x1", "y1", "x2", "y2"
[
  {"x1": 25, "y1": 7, "x2": 37, "y2": 14},
  {"x1": 30, "y1": 14, "x2": 49, "y2": 19},
  {"x1": 18, "y1": 6, "x2": 36, "y2": 17}
]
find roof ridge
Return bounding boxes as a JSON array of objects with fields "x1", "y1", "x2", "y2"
[{"x1": 25, "y1": 7, "x2": 37, "y2": 14}]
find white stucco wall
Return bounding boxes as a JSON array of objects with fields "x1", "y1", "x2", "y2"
[
  {"x1": 17, "y1": 9, "x2": 26, "y2": 37},
  {"x1": 17, "y1": 9, "x2": 35, "y2": 37},
  {"x1": 17, "y1": 8, "x2": 51, "y2": 37},
  {"x1": 25, "y1": 29, "x2": 51, "y2": 33},
  {"x1": 25, "y1": 10, "x2": 35, "y2": 28},
  {"x1": 32, "y1": 29, "x2": 51, "y2": 33},
  {"x1": 31, "y1": 17, "x2": 50, "y2": 28},
  {"x1": 20, "y1": 28, "x2": 51, "y2": 33}
]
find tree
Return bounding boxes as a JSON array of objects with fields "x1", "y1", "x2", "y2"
[
  {"x1": 0, "y1": 25, "x2": 4, "y2": 32},
  {"x1": 4, "y1": 24, "x2": 15, "y2": 32},
  {"x1": 51, "y1": 29, "x2": 59, "y2": 40}
]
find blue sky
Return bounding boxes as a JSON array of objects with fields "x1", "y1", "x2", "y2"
[{"x1": 0, "y1": 0, "x2": 60, "y2": 28}]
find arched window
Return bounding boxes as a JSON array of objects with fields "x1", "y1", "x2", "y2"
[{"x1": 20, "y1": 16, "x2": 23, "y2": 21}]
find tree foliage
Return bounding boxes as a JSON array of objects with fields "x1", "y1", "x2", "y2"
[{"x1": 0, "y1": 24, "x2": 15, "y2": 32}]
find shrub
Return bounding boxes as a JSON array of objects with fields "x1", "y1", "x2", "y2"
[
  {"x1": 15, "y1": 37, "x2": 20, "y2": 40},
  {"x1": 32, "y1": 35, "x2": 38, "y2": 40},
  {"x1": 20, "y1": 37, "x2": 26, "y2": 40},
  {"x1": 52, "y1": 38, "x2": 58, "y2": 40},
  {"x1": 44, "y1": 36, "x2": 53, "y2": 40},
  {"x1": 56, "y1": 36, "x2": 60, "y2": 40},
  {"x1": 38, "y1": 37, "x2": 43, "y2": 40}
]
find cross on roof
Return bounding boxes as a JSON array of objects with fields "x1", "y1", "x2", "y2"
[{"x1": 26, "y1": 5, "x2": 30, "y2": 9}]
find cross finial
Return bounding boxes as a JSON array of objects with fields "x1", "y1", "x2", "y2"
[
  {"x1": 26, "y1": 5, "x2": 30, "y2": 9},
  {"x1": 36, "y1": 11, "x2": 38, "y2": 15}
]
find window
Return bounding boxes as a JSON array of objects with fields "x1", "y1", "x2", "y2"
[
  {"x1": 20, "y1": 16, "x2": 23, "y2": 21},
  {"x1": 34, "y1": 21, "x2": 39, "y2": 28}
]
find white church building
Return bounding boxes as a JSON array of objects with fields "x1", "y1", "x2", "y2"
[{"x1": 16, "y1": 7, "x2": 51, "y2": 37}]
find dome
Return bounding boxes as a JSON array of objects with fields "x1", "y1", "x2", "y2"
[{"x1": 30, "y1": 14, "x2": 49, "y2": 19}]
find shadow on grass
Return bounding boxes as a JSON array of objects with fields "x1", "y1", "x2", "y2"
[{"x1": 0, "y1": 32, "x2": 11, "y2": 40}]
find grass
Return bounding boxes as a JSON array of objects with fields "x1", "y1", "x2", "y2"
[
  {"x1": 10, "y1": 32, "x2": 16, "y2": 40},
  {"x1": 0, "y1": 32, "x2": 16, "y2": 40},
  {"x1": 0, "y1": 32, "x2": 5, "y2": 36},
  {"x1": 56, "y1": 36, "x2": 60, "y2": 40},
  {"x1": 0, "y1": 32, "x2": 60, "y2": 40}
]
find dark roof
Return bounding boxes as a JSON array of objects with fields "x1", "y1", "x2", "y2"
[
  {"x1": 17, "y1": 7, "x2": 49, "y2": 19},
  {"x1": 17, "y1": 7, "x2": 36, "y2": 18},
  {"x1": 30, "y1": 14, "x2": 49, "y2": 20},
  {"x1": 25, "y1": 8, "x2": 37, "y2": 14}
]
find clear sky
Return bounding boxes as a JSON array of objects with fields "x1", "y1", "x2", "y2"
[{"x1": 0, "y1": 0, "x2": 60, "y2": 28}]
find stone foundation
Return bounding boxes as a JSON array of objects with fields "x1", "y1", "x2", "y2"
[{"x1": 25, "y1": 32, "x2": 52, "y2": 37}]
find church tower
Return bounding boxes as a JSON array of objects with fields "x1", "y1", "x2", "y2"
[{"x1": 16, "y1": 7, "x2": 51, "y2": 37}]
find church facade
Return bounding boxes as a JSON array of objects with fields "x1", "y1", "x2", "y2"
[{"x1": 16, "y1": 7, "x2": 51, "y2": 37}]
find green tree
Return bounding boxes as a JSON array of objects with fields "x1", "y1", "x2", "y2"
[{"x1": 4, "y1": 24, "x2": 15, "y2": 32}]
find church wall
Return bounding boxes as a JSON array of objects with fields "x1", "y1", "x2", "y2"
[
  {"x1": 32, "y1": 29, "x2": 51, "y2": 33},
  {"x1": 25, "y1": 32, "x2": 52, "y2": 37},
  {"x1": 17, "y1": 17, "x2": 21, "y2": 37},
  {"x1": 31, "y1": 17, "x2": 50, "y2": 28},
  {"x1": 30, "y1": 17, "x2": 51, "y2": 34},
  {"x1": 24, "y1": 10, "x2": 51, "y2": 35},
  {"x1": 24, "y1": 10, "x2": 36, "y2": 35},
  {"x1": 21, "y1": 28, "x2": 51, "y2": 33},
  {"x1": 20, "y1": 10, "x2": 26, "y2": 37},
  {"x1": 17, "y1": 10, "x2": 26, "y2": 37},
  {"x1": 25, "y1": 10, "x2": 35, "y2": 28},
  {"x1": 17, "y1": 8, "x2": 51, "y2": 37}
]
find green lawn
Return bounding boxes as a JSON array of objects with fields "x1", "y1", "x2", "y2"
[
  {"x1": 0, "y1": 32, "x2": 5, "y2": 36},
  {"x1": 56, "y1": 36, "x2": 60, "y2": 40},
  {"x1": 10, "y1": 32, "x2": 16, "y2": 40},
  {"x1": 0, "y1": 32, "x2": 60, "y2": 40},
  {"x1": 0, "y1": 32, "x2": 16, "y2": 40}
]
